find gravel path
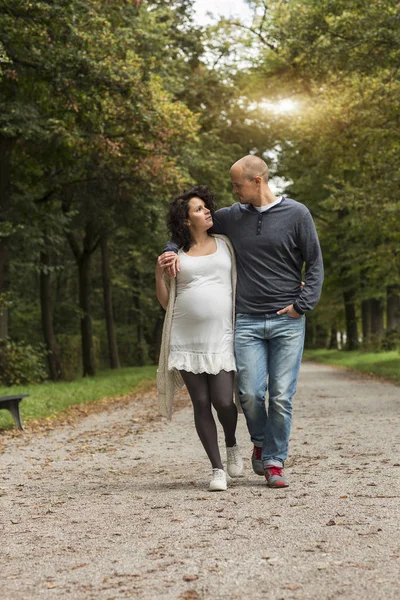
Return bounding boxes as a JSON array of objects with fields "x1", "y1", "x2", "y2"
[{"x1": 1, "y1": 362, "x2": 399, "y2": 600}]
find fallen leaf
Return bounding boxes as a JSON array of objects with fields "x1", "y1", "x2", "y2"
[
  {"x1": 282, "y1": 583, "x2": 302, "y2": 590},
  {"x1": 326, "y1": 519, "x2": 336, "y2": 526},
  {"x1": 183, "y1": 574, "x2": 199, "y2": 582},
  {"x1": 71, "y1": 563, "x2": 87, "y2": 570},
  {"x1": 180, "y1": 591, "x2": 201, "y2": 600}
]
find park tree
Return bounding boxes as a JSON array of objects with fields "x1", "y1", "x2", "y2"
[
  {"x1": 2, "y1": 0, "x2": 270, "y2": 382},
  {"x1": 0, "y1": 0, "x2": 199, "y2": 378},
  {"x1": 219, "y1": 0, "x2": 400, "y2": 348}
]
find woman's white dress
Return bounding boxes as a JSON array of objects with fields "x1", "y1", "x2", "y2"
[{"x1": 168, "y1": 237, "x2": 236, "y2": 374}]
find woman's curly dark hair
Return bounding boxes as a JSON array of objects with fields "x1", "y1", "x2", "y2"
[{"x1": 168, "y1": 185, "x2": 215, "y2": 252}]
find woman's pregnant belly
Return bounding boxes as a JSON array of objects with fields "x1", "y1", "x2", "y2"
[{"x1": 173, "y1": 283, "x2": 232, "y2": 324}]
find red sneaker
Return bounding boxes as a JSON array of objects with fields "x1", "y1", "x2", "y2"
[
  {"x1": 251, "y1": 445, "x2": 264, "y2": 476},
  {"x1": 264, "y1": 465, "x2": 289, "y2": 488}
]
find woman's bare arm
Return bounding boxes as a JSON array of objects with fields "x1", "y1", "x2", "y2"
[{"x1": 155, "y1": 259, "x2": 169, "y2": 310}]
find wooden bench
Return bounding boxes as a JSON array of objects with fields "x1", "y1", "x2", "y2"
[{"x1": 0, "y1": 394, "x2": 29, "y2": 430}]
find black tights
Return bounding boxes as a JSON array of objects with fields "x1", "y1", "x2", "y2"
[{"x1": 180, "y1": 370, "x2": 238, "y2": 470}]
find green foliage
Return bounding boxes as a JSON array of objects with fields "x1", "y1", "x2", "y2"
[
  {"x1": 224, "y1": 0, "x2": 400, "y2": 340},
  {"x1": 0, "y1": 0, "x2": 206, "y2": 379},
  {"x1": 8, "y1": 296, "x2": 43, "y2": 345},
  {"x1": 0, "y1": 339, "x2": 47, "y2": 386}
]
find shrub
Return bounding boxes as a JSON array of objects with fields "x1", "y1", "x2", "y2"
[
  {"x1": 56, "y1": 334, "x2": 100, "y2": 380},
  {"x1": 381, "y1": 330, "x2": 400, "y2": 351},
  {"x1": 56, "y1": 334, "x2": 81, "y2": 380},
  {"x1": 0, "y1": 339, "x2": 48, "y2": 386},
  {"x1": 113, "y1": 325, "x2": 151, "y2": 366}
]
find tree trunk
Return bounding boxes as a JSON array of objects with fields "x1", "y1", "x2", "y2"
[
  {"x1": 40, "y1": 250, "x2": 62, "y2": 380},
  {"x1": 0, "y1": 135, "x2": 14, "y2": 340},
  {"x1": 304, "y1": 317, "x2": 315, "y2": 349},
  {"x1": 0, "y1": 244, "x2": 8, "y2": 339},
  {"x1": 100, "y1": 232, "x2": 120, "y2": 369},
  {"x1": 62, "y1": 188, "x2": 99, "y2": 377},
  {"x1": 315, "y1": 324, "x2": 328, "y2": 348},
  {"x1": 78, "y1": 246, "x2": 96, "y2": 377},
  {"x1": 361, "y1": 299, "x2": 372, "y2": 347},
  {"x1": 386, "y1": 285, "x2": 400, "y2": 332},
  {"x1": 370, "y1": 298, "x2": 384, "y2": 346},
  {"x1": 328, "y1": 323, "x2": 338, "y2": 349},
  {"x1": 149, "y1": 310, "x2": 164, "y2": 363},
  {"x1": 132, "y1": 267, "x2": 145, "y2": 365},
  {"x1": 343, "y1": 289, "x2": 359, "y2": 350}
]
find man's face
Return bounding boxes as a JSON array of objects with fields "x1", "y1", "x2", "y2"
[{"x1": 230, "y1": 168, "x2": 258, "y2": 204}]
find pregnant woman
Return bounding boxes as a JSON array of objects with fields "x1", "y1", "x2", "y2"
[{"x1": 156, "y1": 186, "x2": 243, "y2": 491}]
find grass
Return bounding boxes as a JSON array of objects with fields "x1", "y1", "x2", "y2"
[
  {"x1": 0, "y1": 365, "x2": 157, "y2": 430},
  {"x1": 303, "y1": 349, "x2": 400, "y2": 384}
]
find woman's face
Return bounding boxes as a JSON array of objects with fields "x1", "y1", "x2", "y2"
[{"x1": 186, "y1": 197, "x2": 213, "y2": 232}]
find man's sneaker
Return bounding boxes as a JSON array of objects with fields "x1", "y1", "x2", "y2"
[
  {"x1": 209, "y1": 469, "x2": 227, "y2": 491},
  {"x1": 226, "y1": 444, "x2": 244, "y2": 477},
  {"x1": 264, "y1": 465, "x2": 289, "y2": 488},
  {"x1": 251, "y1": 446, "x2": 264, "y2": 476}
]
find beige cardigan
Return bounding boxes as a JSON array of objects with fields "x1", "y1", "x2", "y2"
[{"x1": 157, "y1": 234, "x2": 238, "y2": 420}]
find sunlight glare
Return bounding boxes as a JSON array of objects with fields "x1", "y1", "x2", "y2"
[
  {"x1": 278, "y1": 99, "x2": 297, "y2": 113},
  {"x1": 257, "y1": 99, "x2": 298, "y2": 114}
]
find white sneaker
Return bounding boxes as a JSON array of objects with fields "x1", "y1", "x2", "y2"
[
  {"x1": 209, "y1": 469, "x2": 227, "y2": 491},
  {"x1": 226, "y1": 444, "x2": 244, "y2": 477}
]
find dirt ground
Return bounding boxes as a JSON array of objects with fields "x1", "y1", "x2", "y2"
[{"x1": 1, "y1": 362, "x2": 399, "y2": 600}]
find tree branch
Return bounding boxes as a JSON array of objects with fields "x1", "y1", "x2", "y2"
[
  {"x1": 259, "y1": 2, "x2": 268, "y2": 35},
  {"x1": 33, "y1": 190, "x2": 56, "y2": 205},
  {"x1": 230, "y1": 21, "x2": 277, "y2": 52},
  {"x1": 65, "y1": 230, "x2": 81, "y2": 262},
  {"x1": 89, "y1": 234, "x2": 102, "y2": 255}
]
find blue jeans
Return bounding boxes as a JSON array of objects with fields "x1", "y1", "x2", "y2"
[{"x1": 234, "y1": 313, "x2": 305, "y2": 467}]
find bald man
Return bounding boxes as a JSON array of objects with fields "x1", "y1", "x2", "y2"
[{"x1": 160, "y1": 156, "x2": 323, "y2": 488}]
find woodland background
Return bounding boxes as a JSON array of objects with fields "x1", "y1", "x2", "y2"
[{"x1": 1, "y1": 0, "x2": 399, "y2": 385}]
